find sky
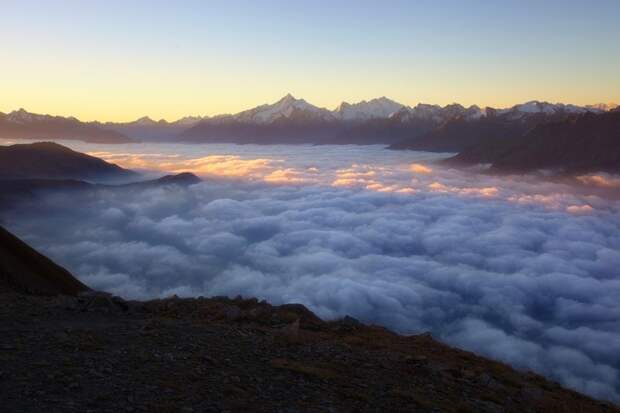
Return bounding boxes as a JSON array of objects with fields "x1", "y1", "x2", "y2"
[{"x1": 1, "y1": 0, "x2": 619, "y2": 121}]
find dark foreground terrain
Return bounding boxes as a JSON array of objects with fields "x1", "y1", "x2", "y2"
[
  {"x1": 1, "y1": 226, "x2": 619, "y2": 412},
  {"x1": 3, "y1": 291, "x2": 620, "y2": 413}
]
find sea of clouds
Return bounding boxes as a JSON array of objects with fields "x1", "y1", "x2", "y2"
[{"x1": 1, "y1": 142, "x2": 619, "y2": 402}]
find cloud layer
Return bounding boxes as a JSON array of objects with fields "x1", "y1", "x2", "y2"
[{"x1": 2, "y1": 142, "x2": 620, "y2": 402}]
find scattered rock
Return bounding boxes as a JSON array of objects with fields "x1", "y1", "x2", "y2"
[
  {"x1": 0, "y1": 290, "x2": 615, "y2": 413},
  {"x1": 223, "y1": 305, "x2": 242, "y2": 321}
]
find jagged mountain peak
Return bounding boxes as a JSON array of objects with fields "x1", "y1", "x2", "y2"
[
  {"x1": 7, "y1": 108, "x2": 48, "y2": 123},
  {"x1": 334, "y1": 97, "x2": 405, "y2": 120},
  {"x1": 498, "y1": 101, "x2": 596, "y2": 120},
  {"x1": 134, "y1": 116, "x2": 158, "y2": 126},
  {"x1": 173, "y1": 115, "x2": 206, "y2": 126},
  {"x1": 231, "y1": 94, "x2": 334, "y2": 124},
  {"x1": 278, "y1": 93, "x2": 298, "y2": 103}
]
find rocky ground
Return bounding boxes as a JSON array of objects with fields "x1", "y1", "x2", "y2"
[{"x1": 1, "y1": 290, "x2": 618, "y2": 413}]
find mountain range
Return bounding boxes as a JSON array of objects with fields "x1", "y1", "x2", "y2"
[
  {"x1": 0, "y1": 109, "x2": 133, "y2": 143},
  {"x1": 447, "y1": 109, "x2": 620, "y2": 174},
  {"x1": 2, "y1": 96, "x2": 616, "y2": 144},
  {"x1": 2, "y1": 96, "x2": 618, "y2": 174}
]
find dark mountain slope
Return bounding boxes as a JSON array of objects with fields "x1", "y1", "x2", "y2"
[
  {"x1": 126, "y1": 171, "x2": 202, "y2": 187},
  {"x1": 179, "y1": 116, "x2": 342, "y2": 144},
  {"x1": 179, "y1": 115, "x2": 440, "y2": 145},
  {"x1": 449, "y1": 111, "x2": 620, "y2": 173},
  {"x1": 0, "y1": 225, "x2": 89, "y2": 295},
  {"x1": 0, "y1": 173, "x2": 201, "y2": 207},
  {"x1": 390, "y1": 116, "x2": 531, "y2": 152},
  {"x1": 0, "y1": 141, "x2": 137, "y2": 182},
  {"x1": 388, "y1": 107, "x2": 587, "y2": 152}
]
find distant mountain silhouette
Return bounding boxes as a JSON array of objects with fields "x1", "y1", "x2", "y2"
[
  {"x1": 447, "y1": 111, "x2": 620, "y2": 174},
  {"x1": 132, "y1": 172, "x2": 202, "y2": 186},
  {"x1": 103, "y1": 116, "x2": 205, "y2": 142},
  {"x1": 179, "y1": 96, "x2": 612, "y2": 146},
  {"x1": 179, "y1": 95, "x2": 485, "y2": 144},
  {"x1": 0, "y1": 109, "x2": 133, "y2": 143},
  {"x1": 0, "y1": 172, "x2": 201, "y2": 207},
  {"x1": 389, "y1": 104, "x2": 598, "y2": 152},
  {"x1": 390, "y1": 116, "x2": 528, "y2": 152},
  {"x1": 0, "y1": 142, "x2": 137, "y2": 182},
  {"x1": 0, "y1": 224, "x2": 89, "y2": 295},
  {"x1": 4, "y1": 97, "x2": 614, "y2": 145}
]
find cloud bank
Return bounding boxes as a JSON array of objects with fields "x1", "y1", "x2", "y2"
[{"x1": 1, "y1": 143, "x2": 620, "y2": 402}]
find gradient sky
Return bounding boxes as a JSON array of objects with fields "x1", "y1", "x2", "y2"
[{"x1": 1, "y1": 0, "x2": 619, "y2": 121}]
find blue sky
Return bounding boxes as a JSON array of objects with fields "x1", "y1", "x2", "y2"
[{"x1": 1, "y1": 0, "x2": 619, "y2": 120}]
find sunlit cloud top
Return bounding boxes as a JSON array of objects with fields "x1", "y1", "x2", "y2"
[{"x1": 1, "y1": 0, "x2": 619, "y2": 121}]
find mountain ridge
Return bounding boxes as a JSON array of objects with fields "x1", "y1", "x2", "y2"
[
  {"x1": 0, "y1": 141, "x2": 137, "y2": 182},
  {"x1": 3, "y1": 97, "x2": 618, "y2": 151},
  {"x1": 446, "y1": 110, "x2": 620, "y2": 174},
  {"x1": 0, "y1": 224, "x2": 89, "y2": 295},
  {"x1": 0, "y1": 109, "x2": 134, "y2": 143},
  {"x1": 4, "y1": 96, "x2": 615, "y2": 128}
]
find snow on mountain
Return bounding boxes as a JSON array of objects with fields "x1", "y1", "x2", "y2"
[
  {"x1": 333, "y1": 97, "x2": 404, "y2": 120},
  {"x1": 6, "y1": 109, "x2": 53, "y2": 124},
  {"x1": 4, "y1": 98, "x2": 614, "y2": 131},
  {"x1": 173, "y1": 116, "x2": 206, "y2": 126},
  {"x1": 388, "y1": 103, "x2": 485, "y2": 123},
  {"x1": 231, "y1": 94, "x2": 335, "y2": 124},
  {"x1": 463, "y1": 105, "x2": 486, "y2": 119},
  {"x1": 586, "y1": 103, "x2": 618, "y2": 112},
  {"x1": 498, "y1": 101, "x2": 597, "y2": 119},
  {"x1": 442, "y1": 104, "x2": 486, "y2": 120},
  {"x1": 389, "y1": 106, "x2": 432, "y2": 123},
  {"x1": 403, "y1": 104, "x2": 444, "y2": 122}
]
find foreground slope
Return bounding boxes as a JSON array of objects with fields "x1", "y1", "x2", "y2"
[
  {"x1": 0, "y1": 225, "x2": 89, "y2": 295},
  {"x1": 0, "y1": 228, "x2": 618, "y2": 412}
]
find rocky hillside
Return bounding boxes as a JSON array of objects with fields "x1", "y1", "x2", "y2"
[{"x1": 0, "y1": 226, "x2": 618, "y2": 412}]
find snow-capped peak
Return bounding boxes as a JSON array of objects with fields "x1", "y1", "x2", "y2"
[
  {"x1": 514, "y1": 101, "x2": 558, "y2": 114},
  {"x1": 502, "y1": 101, "x2": 593, "y2": 117},
  {"x1": 334, "y1": 97, "x2": 405, "y2": 120},
  {"x1": 232, "y1": 94, "x2": 334, "y2": 124},
  {"x1": 6, "y1": 108, "x2": 50, "y2": 123},
  {"x1": 173, "y1": 116, "x2": 206, "y2": 126}
]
